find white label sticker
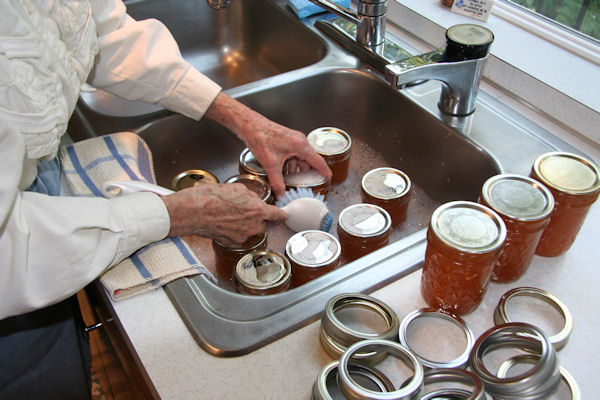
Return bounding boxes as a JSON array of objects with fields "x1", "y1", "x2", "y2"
[{"x1": 451, "y1": 0, "x2": 494, "y2": 21}]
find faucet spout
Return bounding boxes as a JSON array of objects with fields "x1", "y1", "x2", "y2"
[
  {"x1": 385, "y1": 48, "x2": 488, "y2": 116},
  {"x1": 308, "y1": 0, "x2": 387, "y2": 48}
]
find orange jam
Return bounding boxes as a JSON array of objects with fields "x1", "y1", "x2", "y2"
[
  {"x1": 530, "y1": 152, "x2": 600, "y2": 257},
  {"x1": 307, "y1": 127, "x2": 352, "y2": 185},
  {"x1": 478, "y1": 174, "x2": 554, "y2": 282},
  {"x1": 284, "y1": 169, "x2": 330, "y2": 200},
  {"x1": 421, "y1": 201, "x2": 506, "y2": 315},
  {"x1": 337, "y1": 204, "x2": 392, "y2": 262},
  {"x1": 225, "y1": 174, "x2": 273, "y2": 204},
  {"x1": 234, "y1": 250, "x2": 291, "y2": 295},
  {"x1": 212, "y1": 233, "x2": 267, "y2": 282},
  {"x1": 361, "y1": 167, "x2": 412, "y2": 227},
  {"x1": 286, "y1": 230, "x2": 342, "y2": 287}
]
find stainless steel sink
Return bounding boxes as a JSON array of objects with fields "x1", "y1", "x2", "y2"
[
  {"x1": 75, "y1": 0, "x2": 326, "y2": 128},
  {"x1": 135, "y1": 68, "x2": 501, "y2": 355}
]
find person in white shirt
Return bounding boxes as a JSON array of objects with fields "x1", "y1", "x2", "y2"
[{"x1": 0, "y1": 0, "x2": 331, "y2": 397}]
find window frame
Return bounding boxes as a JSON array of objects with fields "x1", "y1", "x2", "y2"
[{"x1": 492, "y1": 0, "x2": 600, "y2": 65}]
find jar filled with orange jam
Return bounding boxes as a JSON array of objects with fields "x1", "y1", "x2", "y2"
[
  {"x1": 284, "y1": 169, "x2": 330, "y2": 200},
  {"x1": 529, "y1": 152, "x2": 600, "y2": 257},
  {"x1": 212, "y1": 233, "x2": 267, "y2": 282},
  {"x1": 307, "y1": 127, "x2": 352, "y2": 185},
  {"x1": 337, "y1": 204, "x2": 392, "y2": 262},
  {"x1": 234, "y1": 250, "x2": 292, "y2": 295},
  {"x1": 421, "y1": 201, "x2": 506, "y2": 315},
  {"x1": 361, "y1": 167, "x2": 412, "y2": 227},
  {"x1": 286, "y1": 230, "x2": 341, "y2": 287},
  {"x1": 479, "y1": 174, "x2": 554, "y2": 282}
]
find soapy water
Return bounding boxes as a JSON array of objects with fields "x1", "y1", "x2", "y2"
[{"x1": 184, "y1": 137, "x2": 440, "y2": 291}]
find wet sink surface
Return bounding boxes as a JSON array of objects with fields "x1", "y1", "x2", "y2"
[
  {"x1": 79, "y1": 0, "x2": 325, "y2": 119},
  {"x1": 134, "y1": 69, "x2": 501, "y2": 355}
]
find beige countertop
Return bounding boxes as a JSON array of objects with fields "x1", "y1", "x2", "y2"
[{"x1": 108, "y1": 123, "x2": 600, "y2": 399}]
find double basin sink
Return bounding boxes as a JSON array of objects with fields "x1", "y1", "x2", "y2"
[{"x1": 74, "y1": 0, "x2": 583, "y2": 355}]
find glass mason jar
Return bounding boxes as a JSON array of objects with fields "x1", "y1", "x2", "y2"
[
  {"x1": 234, "y1": 250, "x2": 291, "y2": 295},
  {"x1": 421, "y1": 201, "x2": 506, "y2": 315},
  {"x1": 361, "y1": 167, "x2": 412, "y2": 228},
  {"x1": 337, "y1": 204, "x2": 392, "y2": 262},
  {"x1": 212, "y1": 233, "x2": 267, "y2": 282},
  {"x1": 529, "y1": 152, "x2": 600, "y2": 257},
  {"x1": 307, "y1": 127, "x2": 352, "y2": 185},
  {"x1": 286, "y1": 230, "x2": 341, "y2": 287},
  {"x1": 479, "y1": 174, "x2": 554, "y2": 282}
]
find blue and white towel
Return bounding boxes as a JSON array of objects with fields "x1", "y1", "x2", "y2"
[
  {"x1": 288, "y1": 0, "x2": 351, "y2": 19},
  {"x1": 59, "y1": 132, "x2": 213, "y2": 301}
]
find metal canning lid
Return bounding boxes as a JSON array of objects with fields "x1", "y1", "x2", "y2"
[
  {"x1": 481, "y1": 174, "x2": 554, "y2": 221},
  {"x1": 307, "y1": 127, "x2": 352, "y2": 156},
  {"x1": 286, "y1": 230, "x2": 341, "y2": 268},
  {"x1": 533, "y1": 152, "x2": 600, "y2": 195},
  {"x1": 493, "y1": 287, "x2": 573, "y2": 351},
  {"x1": 362, "y1": 167, "x2": 411, "y2": 200},
  {"x1": 402, "y1": 368, "x2": 486, "y2": 400},
  {"x1": 235, "y1": 250, "x2": 291, "y2": 291},
  {"x1": 338, "y1": 204, "x2": 391, "y2": 237},
  {"x1": 171, "y1": 169, "x2": 219, "y2": 191},
  {"x1": 284, "y1": 169, "x2": 328, "y2": 188},
  {"x1": 239, "y1": 148, "x2": 267, "y2": 177},
  {"x1": 313, "y1": 361, "x2": 395, "y2": 400},
  {"x1": 398, "y1": 308, "x2": 474, "y2": 369},
  {"x1": 430, "y1": 201, "x2": 506, "y2": 254},
  {"x1": 214, "y1": 232, "x2": 267, "y2": 252},
  {"x1": 225, "y1": 174, "x2": 272, "y2": 203}
]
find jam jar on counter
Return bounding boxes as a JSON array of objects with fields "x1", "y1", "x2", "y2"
[
  {"x1": 529, "y1": 152, "x2": 600, "y2": 257},
  {"x1": 307, "y1": 127, "x2": 352, "y2": 185},
  {"x1": 337, "y1": 204, "x2": 392, "y2": 262},
  {"x1": 212, "y1": 233, "x2": 267, "y2": 282},
  {"x1": 421, "y1": 201, "x2": 506, "y2": 315},
  {"x1": 234, "y1": 250, "x2": 291, "y2": 295},
  {"x1": 285, "y1": 230, "x2": 341, "y2": 287},
  {"x1": 239, "y1": 148, "x2": 268, "y2": 179},
  {"x1": 479, "y1": 174, "x2": 554, "y2": 282},
  {"x1": 361, "y1": 167, "x2": 412, "y2": 227}
]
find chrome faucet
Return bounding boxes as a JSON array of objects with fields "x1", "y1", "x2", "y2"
[
  {"x1": 308, "y1": 0, "x2": 387, "y2": 48},
  {"x1": 386, "y1": 24, "x2": 494, "y2": 116}
]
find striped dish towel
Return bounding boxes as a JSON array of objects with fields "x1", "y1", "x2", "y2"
[{"x1": 59, "y1": 132, "x2": 213, "y2": 301}]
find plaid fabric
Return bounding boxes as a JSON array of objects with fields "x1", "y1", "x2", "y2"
[{"x1": 59, "y1": 132, "x2": 212, "y2": 301}]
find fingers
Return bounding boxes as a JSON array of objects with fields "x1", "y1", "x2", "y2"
[{"x1": 263, "y1": 203, "x2": 288, "y2": 223}]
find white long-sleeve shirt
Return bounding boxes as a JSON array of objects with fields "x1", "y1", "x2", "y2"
[{"x1": 0, "y1": 0, "x2": 221, "y2": 319}]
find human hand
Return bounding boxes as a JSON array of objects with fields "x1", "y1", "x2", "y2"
[
  {"x1": 161, "y1": 183, "x2": 287, "y2": 244},
  {"x1": 204, "y1": 93, "x2": 332, "y2": 198}
]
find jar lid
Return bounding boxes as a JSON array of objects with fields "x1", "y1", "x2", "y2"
[
  {"x1": 213, "y1": 232, "x2": 267, "y2": 252},
  {"x1": 239, "y1": 148, "x2": 267, "y2": 177},
  {"x1": 285, "y1": 230, "x2": 341, "y2": 268},
  {"x1": 313, "y1": 361, "x2": 395, "y2": 400},
  {"x1": 307, "y1": 127, "x2": 352, "y2": 156},
  {"x1": 533, "y1": 152, "x2": 600, "y2": 195},
  {"x1": 481, "y1": 174, "x2": 554, "y2": 221},
  {"x1": 225, "y1": 174, "x2": 272, "y2": 203},
  {"x1": 430, "y1": 201, "x2": 506, "y2": 254},
  {"x1": 235, "y1": 250, "x2": 291, "y2": 292},
  {"x1": 170, "y1": 169, "x2": 219, "y2": 191},
  {"x1": 284, "y1": 169, "x2": 328, "y2": 188},
  {"x1": 361, "y1": 167, "x2": 411, "y2": 199},
  {"x1": 338, "y1": 204, "x2": 392, "y2": 237}
]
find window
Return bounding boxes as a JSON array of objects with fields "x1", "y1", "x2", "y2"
[
  {"x1": 504, "y1": 0, "x2": 600, "y2": 41},
  {"x1": 493, "y1": 0, "x2": 600, "y2": 64}
]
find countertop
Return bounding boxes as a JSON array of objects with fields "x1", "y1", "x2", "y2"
[{"x1": 107, "y1": 108, "x2": 600, "y2": 398}]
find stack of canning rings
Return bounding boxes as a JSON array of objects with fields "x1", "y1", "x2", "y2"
[{"x1": 313, "y1": 287, "x2": 579, "y2": 399}]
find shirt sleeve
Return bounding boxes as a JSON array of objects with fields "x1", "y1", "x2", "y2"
[
  {"x1": 0, "y1": 117, "x2": 170, "y2": 319},
  {"x1": 87, "y1": 0, "x2": 221, "y2": 120}
]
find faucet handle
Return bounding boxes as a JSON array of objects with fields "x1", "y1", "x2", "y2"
[{"x1": 443, "y1": 24, "x2": 494, "y2": 61}]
